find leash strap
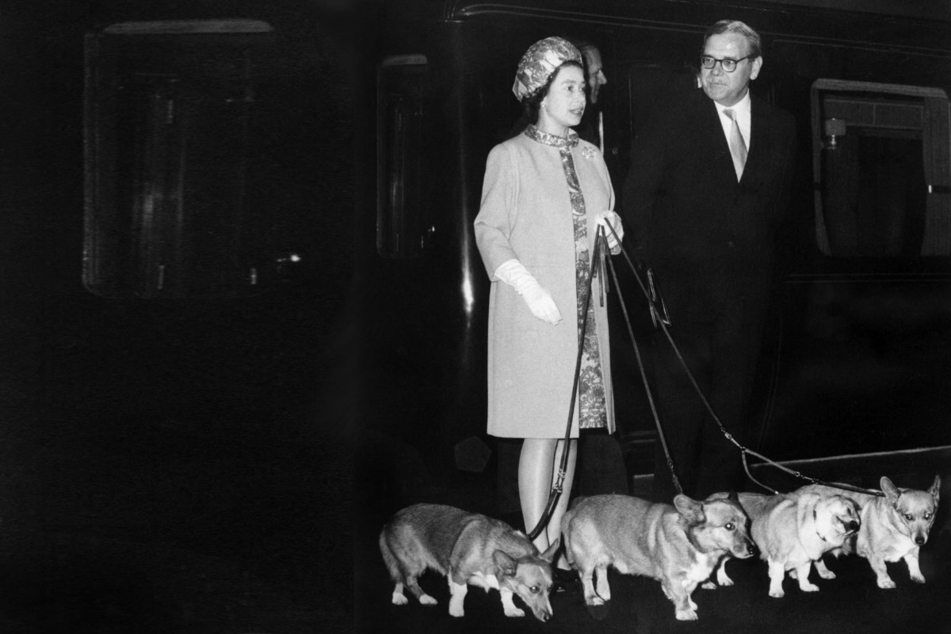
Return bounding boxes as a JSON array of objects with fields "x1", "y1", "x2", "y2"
[
  {"x1": 527, "y1": 226, "x2": 607, "y2": 541},
  {"x1": 599, "y1": 220, "x2": 883, "y2": 499},
  {"x1": 602, "y1": 228, "x2": 683, "y2": 496}
]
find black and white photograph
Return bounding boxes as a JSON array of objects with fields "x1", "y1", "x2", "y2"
[{"x1": 2, "y1": 1, "x2": 950, "y2": 632}]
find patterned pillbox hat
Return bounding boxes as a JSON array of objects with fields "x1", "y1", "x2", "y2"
[{"x1": 512, "y1": 36, "x2": 583, "y2": 102}]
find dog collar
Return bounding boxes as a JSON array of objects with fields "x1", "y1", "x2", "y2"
[{"x1": 684, "y1": 522, "x2": 714, "y2": 555}]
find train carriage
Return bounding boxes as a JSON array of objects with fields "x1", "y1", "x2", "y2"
[{"x1": 356, "y1": 0, "x2": 951, "y2": 497}]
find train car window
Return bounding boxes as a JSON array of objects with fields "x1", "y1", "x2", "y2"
[
  {"x1": 376, "y1": 55, "x2": 433, "y2": 259},
  {"x1": 811, "y1": 80, "x2": 951, "y2": 257},
  {"x1": 83, "y1": 19, "x2": 338, "y2": 299}
]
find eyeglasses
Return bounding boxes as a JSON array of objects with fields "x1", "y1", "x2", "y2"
[{"x1": 700, "y1": 55, "x2": 751, "y2": 73}]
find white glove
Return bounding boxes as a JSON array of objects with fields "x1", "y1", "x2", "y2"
[
  {"x1": 494, "y1": 259, "x2": 562, "y2": 325},
  {"x1": 595, "y1": 211, "x2": 624, "y2": 254}
]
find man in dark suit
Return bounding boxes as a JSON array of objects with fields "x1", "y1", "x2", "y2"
[
  {"x1": 622, "y1": 20, "x2": 797, "y2": 501},
  {"x1": 574, "y1": 40, "x2": 608, "y2": 147}
]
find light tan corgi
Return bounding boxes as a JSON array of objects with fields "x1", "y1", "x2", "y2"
[
  {"x1": 560, "y1": 492, "x2": 754, "y2": 621},
  {"x1": 379, "y1": 503, "x2": 558, "y2": 621},
  {"x1": 801, "y1": 475, "x2": 941, "y2": 588},
  {"x1": 747, "y1": 491, "x2": 860, "y2": 597},
  {"x1": 709, "y1": 490, "x2": 861, "y2": 595}
]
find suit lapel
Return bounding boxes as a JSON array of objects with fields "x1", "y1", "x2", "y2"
[{"x1": 744, "y1": 96, "x2": 771, "y2": 182}]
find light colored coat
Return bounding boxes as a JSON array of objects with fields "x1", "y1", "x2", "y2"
[{"x1": 474, "y1": 132, "x2": 615, "y2": 439}]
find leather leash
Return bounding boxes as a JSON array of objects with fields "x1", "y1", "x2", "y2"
[
  {"x1": 598, "y1": 221, "x2": 883, "y2": 499},
  {"x1": 527, "y1": 225, "x2": 607, "y2": 541}
]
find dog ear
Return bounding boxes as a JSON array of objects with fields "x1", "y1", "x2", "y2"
[
  {"x1": 881, "y1": 477, "x2": 901, "y2": 504},
  {"x1": 727, "y1": 490, "x2": 740, "y2": 503},
  {"x1": 673, "y1": 494, "x2": 704, "y2": 523},
  {"x1": 930, "y1": 475, "x2": 941, "y2": 504},
  {"x1": 492, "y1": 550, "x2": 519, "y2": 578},
  {"x1": 539, "y1": 538, "x2": 560, "y2": 563}
]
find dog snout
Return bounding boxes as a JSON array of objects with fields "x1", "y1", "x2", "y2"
[
  {"x1": 915, "y1": 534, "x2": 927, "y2": 546},
  {"x1": 745, "y1": 540, "x2": 756, "y2": 557},
  {"x1": 845, "y1": 520, "x2": 860, "y2": 533},
  {"x1": 745, "y1": 533, "x2": 757, "y2": 555},
  {"x1": 535, "y1": 609, "x2": 552, "y2": 622},
  {"x1": 734, "y1": 533, "x2": 756, "y2": 558}
]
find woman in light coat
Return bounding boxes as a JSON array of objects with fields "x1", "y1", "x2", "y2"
[{"x1": 474, "y1": 36, "x2": 623, "y2": 553}]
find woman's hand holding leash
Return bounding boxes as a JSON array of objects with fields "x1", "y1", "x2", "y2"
[{"x1": 596, "y1": 211, "x2": 624, "y2": 254}]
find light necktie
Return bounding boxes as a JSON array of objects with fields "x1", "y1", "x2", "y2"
[{"x1": 724, "y1": 108, "x2": 747, "y2": 180}]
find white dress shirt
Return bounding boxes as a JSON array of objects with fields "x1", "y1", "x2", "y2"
[{"x1": 714, "y1": 91, "x2": 752, "y2": 151}]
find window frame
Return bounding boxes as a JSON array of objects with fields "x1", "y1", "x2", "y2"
[
  {"x1": 810, "y1": 79, "x2": 951, "y2": 257},
  {"x1": 376, "y1": 54, "x2": 433, "y2": 259}
]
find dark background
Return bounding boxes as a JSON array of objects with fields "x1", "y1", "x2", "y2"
[{"x1": 0, "y1": 1, "x2": 361, "y2": 631}]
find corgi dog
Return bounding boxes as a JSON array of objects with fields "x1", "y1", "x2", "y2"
[
  {"x1": 560, "y1": 492, "x2": 754, "y2": 621},
  {"x1": 726, "y1": 490, "x2": 860, "y2": 597},
  {"x1": 801, "y1": 475, "x2": 941, "y2": 589},
  {"x1": 379, "y1": 503, "x2": 558, "y2": 621}
]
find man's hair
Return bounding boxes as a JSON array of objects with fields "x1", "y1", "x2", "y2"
[
  {"x1": 703, "y1": 20, "x2": 762, "y2": 58},
  {"x1": 571, "y1": 39, "x2": 599, "y2": 58}
]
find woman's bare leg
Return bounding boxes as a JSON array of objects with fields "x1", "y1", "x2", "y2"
[
  {"x1": 547, "y1": 438, "x2": 577, "y2": 552},
  {"x1": 519, "y1": 438, "x2": 577, "y2": 553}
]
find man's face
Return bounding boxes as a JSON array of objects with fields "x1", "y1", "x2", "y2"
[
  {"x1": 583, "y1": 47, "x2": 607, "y2": 104},
  {"x1": 700, "y1": 32, "x2": 762, "y2": 107}
]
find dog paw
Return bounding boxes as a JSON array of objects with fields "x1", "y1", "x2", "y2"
[
  {"x1": 876, "y1": 577, "x2": 897, "y2": 590},
  {"x1": 675, "y1": 608, "x2": 699, "y2": 621},
  {"x1": 504, "y1": 608, "x2": 525, "y2": 618},
  {"x1": 910, "y1": 574, "x2": 926, "y2": 584},
  {"x1": 817, "y1": 569, "x2": 836, "y2": 580},
  {"x1": 769, "y1": 589, "x2": 785, "y2": 598},
  {"x1": 701, "y1": 581, "x2": 717, "y2": 590},
  {"x1": 800, "y1": 582, "x2": 819, "y2": 593},
  {"x1": 419, "y1": 594, "x2": 437, "y2": 606},
  {"x1": 392, "y1": 593, "x2": 409, "y2": 606},
  {"x1": 448, "y1": 605, "x2": 465, "y2": 617},
  {"x1": 788, "y1": 569, "x2": 798, "y2": 580},
  {"x1": 585, "y1": 596, "x2": 605, "y2": 607}
]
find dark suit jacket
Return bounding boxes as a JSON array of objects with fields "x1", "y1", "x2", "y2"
[{"x1": 622, "y1": 88, "x2": 796, "y2": 307}]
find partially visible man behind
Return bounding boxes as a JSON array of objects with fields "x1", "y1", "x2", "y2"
[
  {"x1": 574, "y1": 40, "x2": 608, "y2": 148},
  {"x1": 622, "y1": 20, "x2": 797, "y2": 502}
]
